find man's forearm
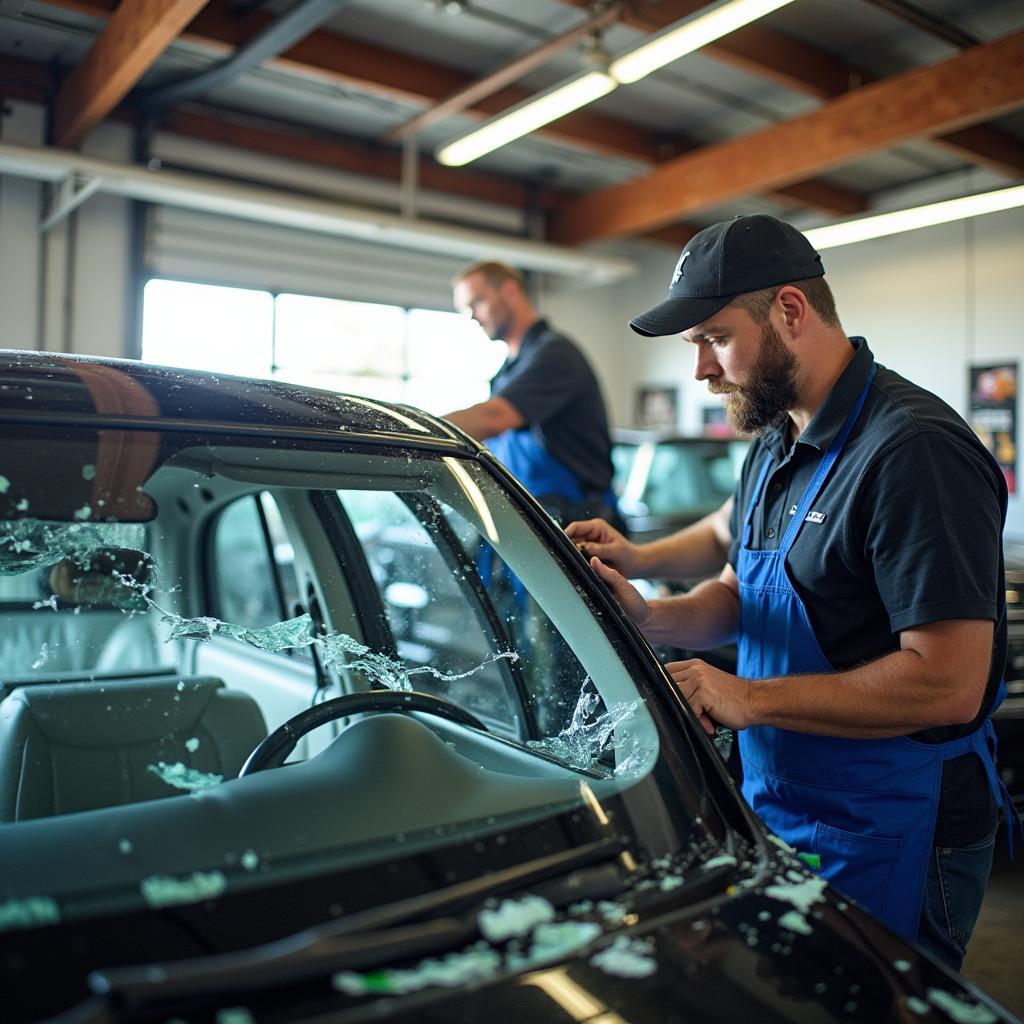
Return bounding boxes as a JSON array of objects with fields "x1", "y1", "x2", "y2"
[
  {"x1": 444, "y1": 406, "x2": 497, "y2": 441},
  {"x1": 444, "y1": 396, "x2": 523, "y2": 442},
  {"x1": 642, "y1": 577, "x2": 739, "y2": 649},
  {"x1": 633, "y1": 501, "x2": 732, "y2": 580},
  {"x1": 748, "y1": 649, "x2": 982, "y2": 738}
]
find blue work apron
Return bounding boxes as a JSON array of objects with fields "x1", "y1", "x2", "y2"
[
  {"x1": 487, "y1": 428, "x2": 585, "y2": 507},
  {"x1": 737, "y1": 360, "x2": 1017, "y2": 939},
  {"x1": 486, "y1": 427, "x2": 618, "y2": 522}
]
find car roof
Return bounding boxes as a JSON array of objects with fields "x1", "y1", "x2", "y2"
[{"x1": 0, "y1": 349, "x2": 472, "y2": 451}]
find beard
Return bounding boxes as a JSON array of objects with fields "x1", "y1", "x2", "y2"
[
  {"x1": 707, "y1": 321, "x2": 798, "y2": 436},
  {"x1": 482, "y1": 301, "x2": 513, "y2": 343}
]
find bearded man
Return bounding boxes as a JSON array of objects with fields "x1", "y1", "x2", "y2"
[{"x1": 566, "y1": 214, "x2": 1018, "y2": 970}]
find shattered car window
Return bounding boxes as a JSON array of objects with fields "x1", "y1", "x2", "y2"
[{"x1": 0, "y1": 433, "x2": 658, "y2": 829}]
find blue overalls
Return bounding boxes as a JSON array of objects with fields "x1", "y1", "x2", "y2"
[{"x1": 737, "y1": 360, "x2": 1017, "y2": 940}]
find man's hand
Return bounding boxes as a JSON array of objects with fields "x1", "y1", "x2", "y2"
[
  {"x1": 666, "y1": 659, "x2": 752, "y2": 736},
  {"x1": 589, "y1": 556, "x2": 651, "y2": 629},
  {"x1": 567, "y1": 518, "x2": 642, "y2": 577}
]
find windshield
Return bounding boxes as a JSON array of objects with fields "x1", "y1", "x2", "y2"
[{"x1": 0, "y1": 425, "x2": 733, "y2": 1013}]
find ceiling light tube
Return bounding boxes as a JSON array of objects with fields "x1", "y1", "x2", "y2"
[
  {"x1": 436, "y1": 70, "x2": 617, "y2": 167},
  {"x1": 803, "y1": 184, "x2": 1024, "y2": 250},
  {"x1": 610, "y1": 0, "x2": 798, "y2": 85}
]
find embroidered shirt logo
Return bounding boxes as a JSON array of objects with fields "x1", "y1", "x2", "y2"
[
  {"x1": 671, "y1": 250, "x2": 690, "y2": 287},
  {"x1": 788, "y1": 505, "x2": 827, "y2": 524}
]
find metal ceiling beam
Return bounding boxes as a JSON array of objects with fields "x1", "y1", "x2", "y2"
[
  {"x1": 141, "y1": 0, "x2": 350, "y2": 109},
  {"x1": 51, "y1": 0, "x2": 212, "y2": 148},
  {"x1": 384, "y1": 2, "x2": 624, "y2": 143},
  {"x1": 858, "y1": 0, "x2": 979, "y2": 49},
  {"x1": 550, "y1": 30, "x2": 1024, "y2": 244},
  {"x1": 0, "y1": 139, "x2": 636, "y2": 283}
]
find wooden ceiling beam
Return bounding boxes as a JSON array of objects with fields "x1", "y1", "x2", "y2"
[
  {"x1": 642, "y1": 223, "x2": 701, "y2": 248},
  {"x1": 35, "y1": 0, "x2": 864, "y2": 217},
  {"x1": 550, "y1": 31, "x2": 1024, "y2": 244},
  {"x1": 51, "y1": 0, "x2": 211, "y2": 148},
  {"x1": 927, "y1": 124, "x2": 1024, "y2": 178}
]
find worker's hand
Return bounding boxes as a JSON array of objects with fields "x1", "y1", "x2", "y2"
[
  {"x1": 665, "y1": 659, "x2": 752, "y2": 736},
  {"x1": 589, "y1": 556, "x2": 652, "y2": 630},
  {"x1": 566, "y1": 518, "x2": 642, "y2": 578}
]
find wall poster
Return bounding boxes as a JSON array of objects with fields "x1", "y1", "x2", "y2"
[
  {"x1": 634, "y1": 385, "x2": 678, "y2": 429},
  {"x1": 969, "y1": 362, "x2": 1017, "y2": 495}
]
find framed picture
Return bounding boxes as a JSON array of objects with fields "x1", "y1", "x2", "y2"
[
  {"x1": 701, "y1": 404, "x2": 736, "y2": 438},
  {"x1": 969, "y1": 362, "x2": 1017, "y2": 495},
  {"x1": 635, "y1": 385, "x2": 678, "y2": 429}
]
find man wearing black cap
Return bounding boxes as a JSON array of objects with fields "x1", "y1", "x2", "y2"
[{"x1": 571, "y1": 213, "x2": 1016, "y2": 969}]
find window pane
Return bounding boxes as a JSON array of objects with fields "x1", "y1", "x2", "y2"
[
  {"x1": 210, "y1": 496, "x2": 282, "y2": 628},
  {"x1": 404, "y1": 376, "x2": 489, "y2": 413},
  {"x1": 339, "y1": 489, "x2": 526, "y2": 738},
  {"x1": 406, "y1": 309, "x2": 505, "y2": 381},
  {"x1": 142, "y1": 279, "x2": 273, "y2": 376},
  {"x1": 274, "y1": 294, "x2": 406, "y2": 378}
]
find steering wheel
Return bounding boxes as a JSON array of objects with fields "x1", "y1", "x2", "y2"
[{"x1": 239, "y1": 689, "x2": 488, "y2": 775}]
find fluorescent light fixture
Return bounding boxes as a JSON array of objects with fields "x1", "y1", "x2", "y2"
[
  {"x1": 436, "y1": 70, "x2": 616, "y2": 167},
  {"x1": 610, "y1": 0, "x2": 798, "y2": 84},
  {"x1": 804, "y1": 184, "x2": 1024, "y2": 250},
  {"x1": 436, "y1": 0, "x2": 794, "y2": 166}
]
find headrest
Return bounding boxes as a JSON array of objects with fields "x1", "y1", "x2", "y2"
[
  {"x1": 3, "y1": 676, "x2": 224, "y2": 746},
  {"x1": 48, "y1": 547, "x2": 153, "y2": 610}
]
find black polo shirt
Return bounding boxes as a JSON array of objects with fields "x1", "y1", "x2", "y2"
[
  {"x1": 727, "y1": 338, "x2": 1008, "y2": 845},
  {"x1": 491, "y1": 318, "x2": 614, "y2": 495}
]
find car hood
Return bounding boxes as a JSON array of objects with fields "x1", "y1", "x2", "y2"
[{"x1": 66, "y1": 843, "x2": 1013, "y2": 1024}]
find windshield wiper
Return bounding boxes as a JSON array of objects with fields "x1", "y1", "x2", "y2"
[{"x1": 79, "y1": 837, "x2": 630, "y2": 1017}]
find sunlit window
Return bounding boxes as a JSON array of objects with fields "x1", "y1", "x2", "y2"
[
  {"x1": 141, "y1": 280, "x2": 505, "y2": 413},
  {"x1": 406, "y1": 308, "x2": 506, "y2": 412},
  {"x1": 141, "y1": 280, "x2": 274, "y2": 377}
]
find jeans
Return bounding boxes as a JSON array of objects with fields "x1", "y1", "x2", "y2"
[{"x1": 915, "y1": 826, "x2": 997, "y2": 971}]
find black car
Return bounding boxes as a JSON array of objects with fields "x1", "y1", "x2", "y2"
[
  {"x1": 0, "y1": 351, "x2": 1016, "y2": 1024},
  {"x1": 611, "y1": 428, "x2": 748, "y2": 548}
]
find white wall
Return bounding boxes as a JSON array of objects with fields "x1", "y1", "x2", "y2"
[
  {"x1": 0, "y1": 102, "x2": 44, "y2": 350},
  {"x1": 0, "y1": 101, "x2": 134, "y2": 357}
]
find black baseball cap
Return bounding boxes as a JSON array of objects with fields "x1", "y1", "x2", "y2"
[{"x1": 629, "y1": 214, "x2": 825, "y2": 337}]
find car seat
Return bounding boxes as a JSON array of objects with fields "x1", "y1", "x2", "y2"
[{"x1": 0, "y1": 675, "x2": 267, "y2": 822}]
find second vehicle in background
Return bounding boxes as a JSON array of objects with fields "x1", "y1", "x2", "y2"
[{"x1": 611, "y1": 429, "x2": 747, "y2": 548}]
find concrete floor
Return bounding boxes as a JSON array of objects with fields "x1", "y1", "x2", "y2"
[{"x1": 961, "y1": 833, "x2": 1024, "y2": 1019}]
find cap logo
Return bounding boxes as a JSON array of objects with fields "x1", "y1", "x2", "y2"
[{"x1": 671, "y1": 250, "x2": 690, "y2": 287}]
